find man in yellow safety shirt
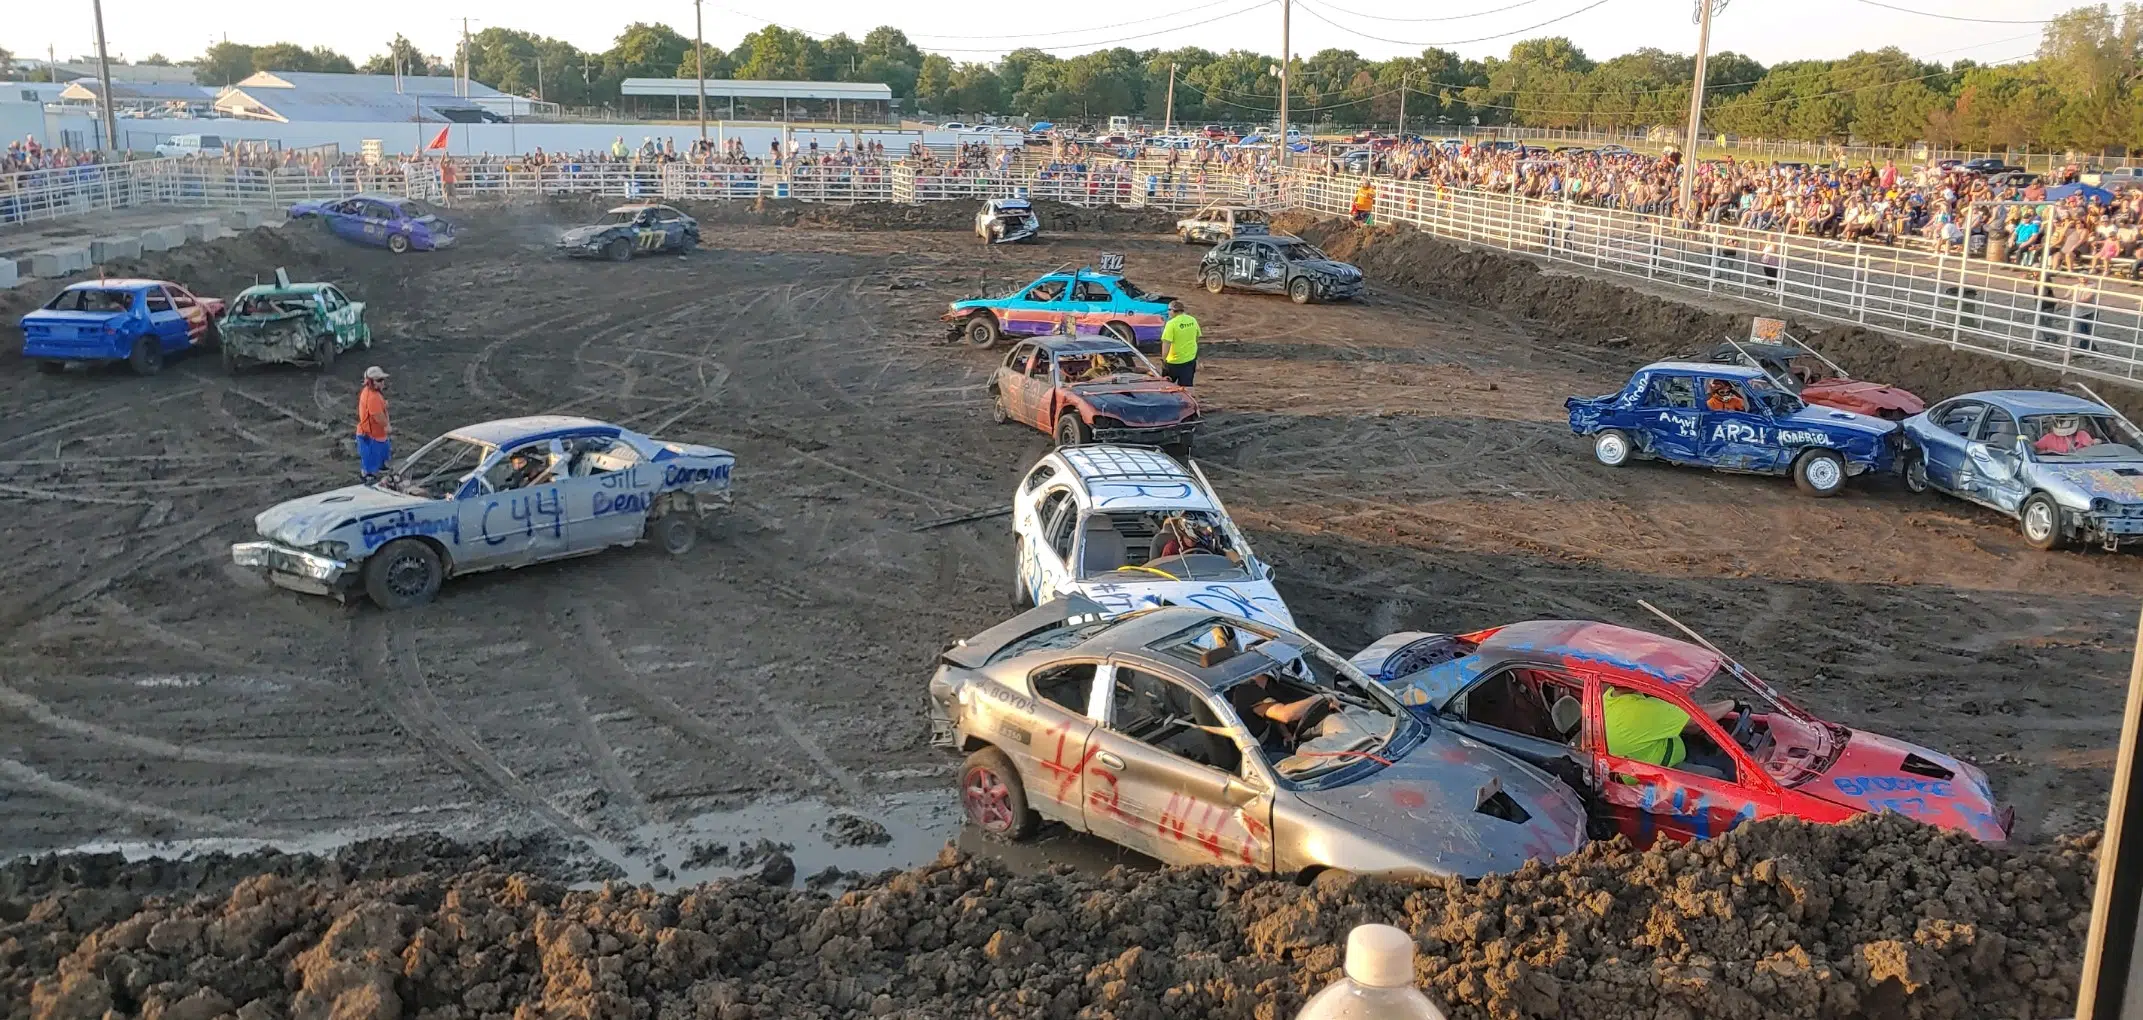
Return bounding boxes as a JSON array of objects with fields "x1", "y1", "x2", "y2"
[
  {"x1": 1352, "y1": 177, "x2": 1377, "y2": 224},
  {"x1": 1160, "y1": 300, "x2": 1199, "y2": 388},
  {"x1": 1601, "y1": 687, "x2": 1739, "y2": 778}
]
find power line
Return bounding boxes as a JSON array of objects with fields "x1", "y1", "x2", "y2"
[
  {"x1": 1288, "y1": 0, "x2": 1622, "y2": 48},
  {"x1": 715, "y1": 1, "x2": 1276, "y2": 55},
  {"x1": 1852, "y1": 0, "x2": 2058, "y2": 25},
  {"x1": 897, "y1": 0, "x2": 1243, "y2": 41},
  {"x1": 1292, "y1": 0, "x2": 1553, "y2": 22}
]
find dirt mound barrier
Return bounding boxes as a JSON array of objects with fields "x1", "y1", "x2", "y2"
[
  {"x1": 510, "y1": 194, "x2": 1181, "y2": 234},
  {"x1": 1273, "y1": 211, "x2": 2143, "y2": 422},
  {"x1": 3, "y1": 815, "x2": 2091, "y2": 1020}
]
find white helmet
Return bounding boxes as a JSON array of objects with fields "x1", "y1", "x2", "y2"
[{"x1": 2052, "y1": 415, "x2": 2081, "y2": 437}]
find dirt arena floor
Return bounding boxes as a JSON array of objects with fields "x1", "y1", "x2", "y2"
[{"x1": 0, "y1": 204, "x2": 2134, "y2": 888}]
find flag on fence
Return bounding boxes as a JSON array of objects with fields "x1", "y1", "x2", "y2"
[{"x1": 426, "y1": 127, "x2": 450, "y2": 152}]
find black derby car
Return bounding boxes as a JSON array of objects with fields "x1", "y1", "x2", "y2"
[
  {"x1": 1198, "y1": 233, "x2": 1364, "y2": 304},
  {"x1": 558, "y1": 204, "x2": 700, "y2": 261}
]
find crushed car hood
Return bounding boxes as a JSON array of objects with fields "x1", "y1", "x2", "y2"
[
  {"x1": 256, "y1": 485, "x2": 433, "y2": 548},
  {"x1": 1297, "y1": 259, "x2": 1361, "y2": 278},
  {"x1": 1804, "y1": 727, "x2": 2007, "y2": 841},
  {"x1": 1073, "y1": 578, "x2": 1293, "y2": 629},
  {"x1": 1294, "y1": 730, "x2": 1586, "y2": 875},
  {"x1": 1070, "y1": 383, "x2": 1197, "y2": 426},
  {"x1": 559, "y1": 225, "x2": 615, "y2": 245},
  {"x1": 1803, "y1": 378, "x2": 1926, "y2": 416},
  {"x1": 2043, "y1": 463, "x2": 2143, "y2": 505}
]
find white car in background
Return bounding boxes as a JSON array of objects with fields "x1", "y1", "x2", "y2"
[
  {"x1": 1011, "y1": 445, "x2": 1293, "y2": 629},
  {"x1": 155, "y1": 133, "x2": 225, "y2": 158}
]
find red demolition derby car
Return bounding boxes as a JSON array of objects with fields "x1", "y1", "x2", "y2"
[
  {"x1": 1705, "y1": 318, "x2": 1925, "y2": 421},
  {"x1": 1350, "y1": 617, "x2": 2012, "y2": 846}
]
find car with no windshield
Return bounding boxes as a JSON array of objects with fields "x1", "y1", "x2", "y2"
[
  {"x1": 1013, "y1": 445, "x2": 1288, "y2": 630},
  {"x1": 928, "y1": 600, "x2": 1587, "y2": 877},
  {"x1": 974, "y1": 198, "x2": 1041, "y2": 244},
  {"x1": 1702, "y1": 322, "x2": 1925, "y2": 421},
  {"x1": 288, "y1": 194, "x2": 455, "y2": 254},
  {"x1": 1566, "y1": 361, "x2": 1898, "y2": 496},
  {"x1": 1898, "y1": 389, "x2": 2143, "y2": 551},
  {"x1": 1176, "y1": 203, "x2": 1271, "y2": 245},
  {"x1": 217, "y1": 269, "x2": 371, "y2": 372},
  {"x1": 1198, "y1": 233, "x2": 1364, "y2": 305},
  {"x1": 1350, "y1": 619, "x2": 2013, "y2": 846},
  {"x1": 943, "y1": 265, "x2": 1173, "y2": 349},
  {"x1": 20, "y1": 278, "x2": 223, "y2": 376},
  {"x1": 989, "y1": 336, "x2": 1200, "y2": 455},
  {"x1": 230, "y1": 416, "x2": 734, "y2": 608},
  {"x1": 557, "y1": 203, "x2": 701, "y2": 260}
]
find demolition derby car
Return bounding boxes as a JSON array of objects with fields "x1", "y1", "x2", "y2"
[
  {"x1": 557, "y1": 203, "x2": 701, "y2": 260},
  {"x1": 1703, "y1": 320, "x2": 1924, "y2": 421},
  {"x1": 974, "y1": 198, "x2": 1041, "y2": 244},
  {"x1": 1012, "y1": 446, "x2": 1289, "y2": 628},
  {"x1": 1899, "y1": 389, "x2": 2143, "y2": 551},
  {"x1": 231, "y1": 416, "x2": 734, "y2": 608},
  {"x1": 990, "y1": 337, "x2": 1200, "y2": 455},
  {"x1": 928, "y1": 599, "x2": 1586, "y2": 877},
  {"x1": 288, "y1": 194, "x2": 454, "y2": 254},
  {"x1": 218, "y1": 269, "x2": 371, "y2": 373},
  {"x1": 1198, "y1": 234, "x2": 1364, "y2": 304},
  {"x1": 1351, "y1": 619, "x2": 2013, "y2": 846},
  {"x1": 1567, "y1": 361, "x2": 1897, "y2": 497},
  {"x1": 20, "y1": 278, "x2": 223, "y2": 376},
  {"x1": 1176, "y1": 203, "x2": 1270, "y2": 245},
  {"x1": 944, "y1": 263, "x2": 1174, "y2": 349}
]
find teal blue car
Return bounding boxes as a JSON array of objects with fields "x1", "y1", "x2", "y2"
[{"x1": 942, "y1": 266, "x2": 1174, "y2": 349}]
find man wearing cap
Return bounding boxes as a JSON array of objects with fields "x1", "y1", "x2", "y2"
[
  {"x1": 356, "y1": 367, "x2": 392, "y2": 481},
  {"x1": 1160, "y1": 300, "x2": 1200, "y2": 389}
]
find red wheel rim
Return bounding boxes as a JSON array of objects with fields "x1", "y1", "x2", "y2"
[{"x1": 963, "y1": 767, "x2": 1014, "y2": 832}]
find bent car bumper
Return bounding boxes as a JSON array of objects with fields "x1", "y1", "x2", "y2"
[
  {"x1": 2081, "y1": 512, "x2": 2143, "y2": 544},
  {"x1": 1314, "y1": 277, "x2": 1364, "y2": 299},
  {"x1": 1092, "y1": 422, "x2": 1198, "y2": 447},
  {"x1": 231, "y1": 541, "x2": 352, "y2": 595}
]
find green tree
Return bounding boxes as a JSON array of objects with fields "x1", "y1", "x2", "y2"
[
  {"x1": 194, "y1": 42, "x2": 257, "y2": 85},
  {"x1": 951, "y1": 63, "x2": 1004, "y2": 115},
  {"x1": 860, "y1": 27, "x2": 922, "y2": 69},
  {"x1": 916, "y1": 53, "x2": 955, "y2": 112},
  {"x1": 138, "y1": 53, "x2": 172, "y2": 66},
  {"x1": 360, "y1": 35, "x2": 442, "y2": 77},
  {"x1": 734, "y1": 26, "x2": 827, "y2": 80}
]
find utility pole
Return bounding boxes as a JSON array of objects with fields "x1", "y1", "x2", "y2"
[
  {"x1": 1679, "y1": 0, "x2": 1724, "y2": 219},
  {"x1": 89, "y1": 0, "x2": 117, "y2": 152},
  {"x1": 1277, "y1": 0, "x2": 1291, "y2": 167},
  {"x1": 1163, "y1": 63, "x2": 1177, "y2": 135},
  {"x1": 693, "y1": 0, "x2": 707, "y2": 144},
  {"x1": 1396, "y1": 71, "x2": 1407, "y2": 138},
  {"x1": 460, "y1": 18, "x2": 471, "y2": 98},
  {"x1": 534, "y1": 52, "x2": 542, "y2": 102},
  {"x1": 47, "y1": 45, "x2": 58, "y2": 83}
]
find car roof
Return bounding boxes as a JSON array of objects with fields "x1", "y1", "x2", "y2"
[
  {"x1": 1074, "y1": 607, "x2": 1286, "y2": 690},
  {"x1": 63, "y1": 279, "x2": 164, "y2": 291},
  {"x1": 346, "y1": 193, "x2": 411, "y2": 204},
  {"x1": 446, "y1": 415, "x2": 619, "y2": 447},
  {"x1": 1235, "y1": 233, "x2": 1302, "y2": 244},
  {"x1": 1032, "y1": 336, "x2": 1135, "y2": 355},
  {"x1": 1643, "y1": 360, "x2": 1767, "y2": 380},
  {"x1": 606, "y1": 203, "x2": 671, "y2": 213},
  {"x1": 235, "y1": 281, "x2": 330, "y2": 295},
  {"x1": 1951, "y1": 390, "x2": 2111, "y2": 415},
  {"x1": 1474, "y1": 620, "x2": 1722, "y2": 690},
  {"x1": 1713, "y1": 341, "x2": 1803, "y2": 361},
  {"x1": 1053, "y1": 445, "x2": 1214, "y2": 512}
]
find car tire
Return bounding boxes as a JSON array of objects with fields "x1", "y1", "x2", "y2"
[
  {"x1": 605, "y1": 237, "x2": 632, "y2": 262},
  {"x1": 363, "y1": 539, "x2": 443, "y2": 609},
  {"x1": 200, "y1": 321, "x2": 221, "y2": 352},
  {"x1": 990, "y1": 387, "x2": 1010, "y2": 425},
  {"x1": 1056, "y1": 413, "x2": 1091, "y2": 448},
  {"x1": 1592, "y1": 429, "x2": 1632, "y2": 467},
  {"x1": 128, "y1": 337, "x2": 164, "y2": 377},
  {"x1": 1903, "y1": 456, "x2": 1929, "y2": 494},
  {"x1": 221, "y1": 345, "x2": 241, "y2": 374},
  {"x1": 961, "y1": 746, "x2": 1037, "y2": 840},
  {"x1": 965, "y1": 314, "x2": 1001, "y2": 348},
  {"x1": 1793, "y1": 449, "x2": 1847, "y2": 497},
  {"x1": 35, "y1": 360, "x2": 62, "y2": 375},
  {"x1": 1288, "y1": 277, "x2": 1315, "y2": 304},
  {"x1": 314, "y1": 334, "x2": 336, "y2": 371},
  {"x1": 2020, "y1": 492, "x2": 2065, "y2": 551},
  {"x1": 1013, "y1": 539, "x2": 1033, "y2": 608},
  {"x1": 654, "y1": 514, "x2": 697, "y2": 555},
  {"x1": 1180, "y1": 230, "x2": 1194, "y2": 245},
  {"x1": 1203, "y1": 269, "x2": 1225, "y2": 294},
  {"x1": 1102, "y1": 322, "x2": 1135, "y2": 346},
  {"x1": 387, "y1": 233, "x2": 411, "y2": 255}
]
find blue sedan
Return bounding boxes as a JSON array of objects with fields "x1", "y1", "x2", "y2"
[
  {"x1": 1899, "y1": 390, "x2": 2143, "y2": 551},
  {"x1": 1566, "y1": 361, "x2": 1898, "y2": 496},
  {"x1": 289, "y1": 194, "x2": 455, "y2": 254}
]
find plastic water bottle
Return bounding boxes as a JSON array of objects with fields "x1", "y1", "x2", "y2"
[{"x1": 1294, "y1": 924, "x2": 1448, "y2": 1020}]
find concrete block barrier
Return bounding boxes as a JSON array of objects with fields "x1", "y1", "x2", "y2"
[
  {"x1": 222, "y1": 208, "x2": 260, "y2": 230},
  {"x1": 90, "y1": 235, "x2": 145, "y2": 263},
  {"x1": 184, "y1": 217, "x2": 226, "y2": 242},
  {"x1": 0, "y1": 258, "x2": 18, "y2": 289},
  {"x1": 140, "y1": 226, "x2": 186, "y2": 252},
  {"x1": 28, "y1": 248, "x2": 91, "y2": 278}
]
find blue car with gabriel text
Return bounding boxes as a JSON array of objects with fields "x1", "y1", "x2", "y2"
[
  {"x1": 1566, "y1": 361, "x2": 1897, "y2": 497},
  {"x1": 289, "y1": 193, "x2": 455, "y2": 254},
  {"x1": 230, "y1": 416, "x2": 734, "y2": 609},
  {"x1": 944, "y1": 263, "x2": 1174, "y2": 350}
]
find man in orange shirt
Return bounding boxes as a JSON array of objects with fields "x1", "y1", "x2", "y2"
[
  {"x1": 1705, "y1": 379, "x2": 1748, "y2": 412},
  {"x1": 356, "y1": 366, "x2": 392, "y2": 481}
]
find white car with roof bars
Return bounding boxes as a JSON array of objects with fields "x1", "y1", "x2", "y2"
[
  {"x1": 1013, "y1": 445, "x2": 1293, "y2": 629},
  {"x1": 230, "y1": 415, "x2": 734, "y2": 609}
]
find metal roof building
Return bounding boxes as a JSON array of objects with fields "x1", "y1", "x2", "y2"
[
  {"x1": 619, "y1": 78, "x2": 893, "y2": 123},
  {"x1": 212, "y1": 71, "x2": 553, "y2": 123},
  {"x1": 57, "y1": 80, "x2": 217, "y2": 117}
]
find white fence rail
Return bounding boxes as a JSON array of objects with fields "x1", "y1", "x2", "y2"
[{"x1": 2, "y1": 158, "x2": 438, "y2": 227}]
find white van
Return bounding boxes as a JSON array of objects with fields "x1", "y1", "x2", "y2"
[
  {"x1": 155, "y1": 133, "x2": 225, "y2": 158},
  {"x1": 1108, "y1": 115, "x2": 1132, "y2": 134}
]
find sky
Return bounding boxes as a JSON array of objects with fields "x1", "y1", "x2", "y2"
[{"x1": 3, "y1": 0, "x2": 2085, "y2": 73}]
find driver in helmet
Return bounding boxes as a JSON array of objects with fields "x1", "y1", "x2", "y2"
[
  {"x1": 1152, "y1": 513, "x2": 1232, "y2": 561},
  {"x1": 1601, "y1": 688, "x2": 1741, "y2": 778},
  {"x1": 2034, "y1": 414, "x2": 2099, "y2": 454},
  {"x1": 1705, "y1": 378, "x2": 1748, "y2": 412}
]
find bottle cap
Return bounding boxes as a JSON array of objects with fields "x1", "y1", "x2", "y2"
[{"x1": 1343, "y1": 923, "x2": 1416, "y2": 988}]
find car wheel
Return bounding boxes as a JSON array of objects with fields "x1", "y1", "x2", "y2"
[
  {"x1": 200, "y1": 321, "x2": 221, "y2": 352},
  {"x1": 387, "y1": 233, "x2": 411, "y2": 255},
  {"x1": 1056, "y1": 413, "x2": 1091, "y2": 448},
  {"x1": 35, "y1": 360, "x2": 62, "y2": 375},
  {"x1": 965, "y1": 314, "x2": 1001, "y2": 348},
  {"x1": 1903, "y1": 456, "x2": 1929, "y2": 494},
  {"x1": 1013, "y1": 539, "x2": 1033, "y2": 609},
  {"x1": 1793, "y1": 449, "x2": 1846, "y2": 497},
  {"x1": 1592, "y1": 429, "x2": 1632, "y2": 467},
  {"x1": 128, "y1": 338, "x2": 164, "y2": 377},
  {"x1": 960, "y1": 746, "x2": 1037, "y2": 840},
  {"x1": 363, "y1": 539, "x2": 443, "y2": 609},
  {"x1": 990, "y1": 387, "x2": 1010, "y2": 425},
  {"x1": 314, "y1": 334, "x2": 336, "y2": 371},
  {"x1": 1180, "y1": 230, "x2": 1194, "y2": 245},
  {"x1": 1288, "y1": 277, "x2": 1315, "y2": 304},
  {"x1": 1203, "y1": 268, "x2": 1225, "y2": 294},
  {"x1": 605, "y1": 237, "x2": 632, "y2": 262},
  {"x1": 221, "y1": 345, "x2": 241, "y2": 374},
  {"x1": 654, "y1": 514, "x2": 697, "y2": 555},
  {"x1": 1102, "y1": 322, "x2": 1134, "y2": 345},
  {"x1": 2021, "y1": 492, "x2": 2065, "y2": 551}
]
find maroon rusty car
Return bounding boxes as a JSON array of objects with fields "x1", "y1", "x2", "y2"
[{"x1": 989, "y1": 336, "x2": 1200, "y2": 457}]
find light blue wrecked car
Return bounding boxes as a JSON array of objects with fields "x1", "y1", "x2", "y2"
[
  {"x1": 1898, "y1": 389, "x2": 2143, "y2": 551},
  {"x1": 231, "y1": 415, "x2": 734, "y2": 608}
]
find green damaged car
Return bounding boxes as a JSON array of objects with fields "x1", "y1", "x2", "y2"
[{"x1": 219, "y1": 269, "x2": 371, "y2": 372}]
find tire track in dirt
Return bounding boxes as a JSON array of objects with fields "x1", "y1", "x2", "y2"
[
  {"x1": 0, "y1": 758, "x2": 243, "y2": 835},
  {"x1": 0, "y1": 681, "x2": 399, "y2": 770}
]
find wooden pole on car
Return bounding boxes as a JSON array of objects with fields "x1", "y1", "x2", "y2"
[{"x1": 2077, "y1": 605, "x2": 2143, "y2": 1020}]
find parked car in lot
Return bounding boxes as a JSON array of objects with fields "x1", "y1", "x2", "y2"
[
  {"x1": 1011, "y1": 445, "x2": 1285, "y2": 627},
  {"x1": 928, "y1": 599, "x2": 1587, "y2": 876},
  {"x1": 1198, "y1": 233, "x2": 1364, "y2": 304},
  {"x1": 218, "y1": 269, "x2": 370, "y2": 372},
  {"x1": 555, "y1": 203, "x2": 700, "y2": 260},
  {"x1": 1350, "y1": 619, "x2": 2013, "y2": 846},
  {"x1": 289, "y1": 194, "x2": 455, "y2": 254},
  {"x1": 1566, "y1": 361, "x2": 1898, "y2": 496},
  {"x1": 1962, "y1": 158, "x2": 2023, "y2": 175},
  {"x1": 154, "y1": 133, "x2": 225, "y2": 158},
  {"x1": 944, "y1": 264, "x2": 1174, "y2": 349},
  {"x1": 20, "y1": 278, "x2": 223, "y2": 376},
  {"x1": 231, "y1": 415, "x2": 734, "y2": 608},
  {"x1": 1176, "y1": 203, "x2": 1271, "y2": 245},
  {"x1": 989, "y1": 338, "x2": 1200, "y2": 455},
  {"x1": 1898, "y1": 389, "x2": 2143, "y2": 550}
]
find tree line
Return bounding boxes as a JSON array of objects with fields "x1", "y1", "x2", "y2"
[{"x1": 122, "y1": 3, "x2": 2143, "y2": 152}]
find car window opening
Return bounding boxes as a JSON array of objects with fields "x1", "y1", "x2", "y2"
[{"x1": 1080, "y1": 510, "x2": 1250, "y2": 583}]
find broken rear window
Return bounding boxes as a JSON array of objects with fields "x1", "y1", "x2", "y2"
[{"x1": 46, "y1": 289, "x2": 136, "y2": 313}]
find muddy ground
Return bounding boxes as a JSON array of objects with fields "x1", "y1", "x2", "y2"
[{"x1": 0, "y1": 201, "x2": 2135, "y2": 1015}]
